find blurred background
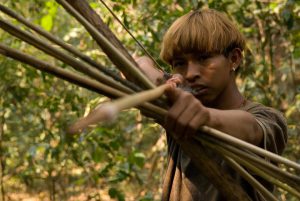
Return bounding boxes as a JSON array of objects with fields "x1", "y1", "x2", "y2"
[{"x1": 0, "y1": 0, "x2": 299, "y2": 200}]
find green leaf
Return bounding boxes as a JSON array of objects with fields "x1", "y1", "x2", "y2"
[
  {"x1": 46, "y1": 1, "x2": 57, "y2": 15},
  {"x1": 91, "y1": 147, "x2": 104, "y2": 163},
  {"x1": 41, "y1": 14, "x2": 53, "y2": 31},
  {"x1": 139, "y1": 192, "x2": 154, "y2": 201},
  {"x1": 134, "y1": 152, "x2": 145, "y2": 167},
  {"x1": 129, "y1": 152, "x2": 145, "y2": 168},
  {"x1": 108, "y1": 188, "x2": 125, "y2": 201}
]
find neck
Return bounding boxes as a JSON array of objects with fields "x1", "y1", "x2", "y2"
[{"x1": 210, "y1": 78, "x2": 244, "y2": 110}]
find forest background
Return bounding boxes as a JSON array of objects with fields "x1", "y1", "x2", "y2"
[{"x1": 0, "y1": 0, "x2": 299, "y2": 200}]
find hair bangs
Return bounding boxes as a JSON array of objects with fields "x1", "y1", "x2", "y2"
[
  {"x1": 160, "y1": 9, "x2": 246, "y2": 64},
  {"x1": 173, "y1": 18, "x2": 216, "y2": 58}
]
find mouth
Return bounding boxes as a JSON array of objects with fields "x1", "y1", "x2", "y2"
[
  {"x1": 192, "y1": 86, "x2": 209, "y2": 96},
  {"x1": 180, "y1": 84, "x2": 209, "y2": 96}
]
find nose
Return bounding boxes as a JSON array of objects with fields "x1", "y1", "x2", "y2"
[{"x1": 185, "y1": 61, "x2": 201, "y2": 83}]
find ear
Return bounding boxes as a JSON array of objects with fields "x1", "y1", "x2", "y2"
[{"x1": 228, "y1": 48, "x2": 242, "y2": 72}]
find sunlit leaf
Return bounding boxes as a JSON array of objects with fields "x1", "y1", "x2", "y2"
[{"x1": 40, "y1": 14, "x2": 53, "y2": 31}]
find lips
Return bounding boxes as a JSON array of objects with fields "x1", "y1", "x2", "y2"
[{"x1": 190, "y1": 85, "x2": 209, "y2": 96}]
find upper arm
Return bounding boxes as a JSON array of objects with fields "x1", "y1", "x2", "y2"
[{"x1": 250, "y1": 107, "x2": 287, "y2": 155}]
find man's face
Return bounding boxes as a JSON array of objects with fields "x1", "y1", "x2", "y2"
[{"x1": 171, "y1": 53, "x2": 234, "y2": 106}]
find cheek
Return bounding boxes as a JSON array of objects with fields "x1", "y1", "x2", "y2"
[
  {"x1": 204, "y1": 65, "x2": 231, "y2": 86},
  {"x1": 172, "y1": 68, "x2": 186, "y2": 77},
  {"x1": 200, "y1": 64, "x2": 219, "y2": 79}
]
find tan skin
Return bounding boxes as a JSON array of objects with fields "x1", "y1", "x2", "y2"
[
  {"x1": 135, "y1": 56, "x2": 164, "y2": 85},
  {"x1": 137, "y1": 49, "x2": 263, "y2": 146}
]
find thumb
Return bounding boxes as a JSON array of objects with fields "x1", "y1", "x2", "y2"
[
  {"x1": 164, "y1": 86, "x2": 182, "y2": 103},
  {"x1": 164, "y1": 74, "x2": 184, "y2": 103}
]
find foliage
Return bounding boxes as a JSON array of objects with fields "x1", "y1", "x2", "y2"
[{"x1": 0, "y1": 0, "x2": 299, "y2": 200}]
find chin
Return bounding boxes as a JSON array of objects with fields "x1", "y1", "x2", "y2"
[
  {"x1": 196, "y1": 95, "x2": 217, "y2": 107},
  {"x1": 196, "y1": 95, "x2": 210, "y2": 105}
]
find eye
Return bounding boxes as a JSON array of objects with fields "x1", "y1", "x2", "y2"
[
  {"x1": 196, "y1": 54, "x2": 212, "y2": 62},
  {"x1": 172, "y1": 60, "x2": 186, "y2": 69}
]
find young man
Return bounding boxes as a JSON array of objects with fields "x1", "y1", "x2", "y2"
[{"x1": 137, "y1": 9, "x2": 287, "y2": 201}]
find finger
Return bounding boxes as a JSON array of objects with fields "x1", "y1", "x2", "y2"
[
  {"x1": 164, "y1": 90, "x2": 189, "y2": 138},
  {"x1": 165, "y1": 91, "x2": 196, "y2": 139},
  {"x1": 184, "y1": 109, "x2": 202, "y2": 140},
  {"x1": 186, "y1": 108, "x2": 210, "y2": 139},
  {"x1": 164, "y1": 87, "x2": 182, "y2": 103},
  {"x1": 165, "y1": 98, "x2": 187, "y2": 139},
  {"x1": 175, "y1": 102, "x2": 199, "y2": 140},
  {"x1": 174, "y1": 100, "x2": 200, "y2": 138},
  {"x1": 166, "y1": 74, "x2": 183, "y2": 85},
  {"x1": 164, "y1": 74, "x2": 184, "y2": 102}
]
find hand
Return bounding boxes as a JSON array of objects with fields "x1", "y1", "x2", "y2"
[
  {"x1": 134, "y1": 56, "x2": 164, "y2": 85},
  {"x1": 164, "y1": 86, "x2": 210, "y2": 140}
]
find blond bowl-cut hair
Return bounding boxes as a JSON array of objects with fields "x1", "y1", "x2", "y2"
[{"x1": 160, "y1": 9, "x2": 246, "y2": 65}]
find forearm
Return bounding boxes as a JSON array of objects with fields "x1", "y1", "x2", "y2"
[
  {"x1": 206, "y1": 109, "x2": 264, "y2": 146},
  {"x1": 135, "y1": 56, "x2": 164, "y2": 86}
]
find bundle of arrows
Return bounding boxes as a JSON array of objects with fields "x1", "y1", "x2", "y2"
[{"x1": 0, "y1": 1, "x2": 299, "y2": 200}]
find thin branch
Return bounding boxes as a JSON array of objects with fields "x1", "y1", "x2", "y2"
[
  {"x1": 62, "y1": 78, "x2": 300, "y2": 174},
  {"x1": 66, "y1": 0, "x2": 136, "y2": 66},
  {"x1": 56, "y1": 73, "x2": 300, "y2": 174},
  {"x1": 0, "y1": 4, "x2": 142, "y2": 93},
  {"x1": 178, "y1": 138, "x2": 252, "y2": 200},
  {"x1": 199, "y1": 135, "x2": 300, "y2": 190},
  {"x1": 201, "y1": 137, "x2": 300, "y2": 199},
  {"x1": 64, "y1": 0, "x2": 152, "y2": 88},
  {"x1": 0, "y1": 43, "x2": 118, "y2": 97},
  {"x1": 223, "y1": 156, "x2": 278, "y2": 201},
  {"x1": 98, "y1": 0, "x2": 164, "y2": 72},
  {"x1": 0, "y1": 44, "x2": 165, "y2": 121},
  {"x1": 0, "y1": 18, "x2": 133, "y2": 94},
  {"x1": 1, "y1": 3, "x2": 299, "y2": 199},
  {"x1": 200, "y1": 126, "x2": 300, "y2": 171},
  {"x1": 0, "y1": 41, "x2": 253, "y2": 199},
  {"x1": 68, "y1": 83, "x2": 171, "y2": 134},
  {"x1": 56, "y1": 0, "x2": 156, "y2": 89}
]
